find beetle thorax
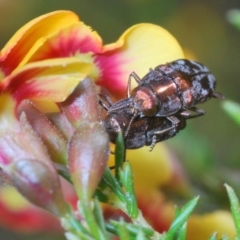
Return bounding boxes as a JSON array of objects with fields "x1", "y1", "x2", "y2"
[{"x1": 131, "y1": 85, "x2": 159, "y2": 116}]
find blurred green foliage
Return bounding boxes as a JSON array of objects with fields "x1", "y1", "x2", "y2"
[{"x1": 0, "y1": 0, "x2": 240, "y2": 239}]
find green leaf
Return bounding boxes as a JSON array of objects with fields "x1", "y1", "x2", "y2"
[
  {"x1": 208, "y1": 232, "x2": 218, "y2": 240},
  {"x1": 177, "y1": 222, "x2": 187, "y2": 240},
  {"x1": 63, "y1": 214, "x2": 91, "y2": 238},
  {"x1": 94, "y1": 187, "x2": 109, "y2": 203},
  {"x1": 79, "y1": 201, "x2": 106, "y2": 239},
  {"x1": 92, "y1": 199, "x2": 108, "y2": 238},
  {"x1": 65, "y1": 231, "x2": 94, "y2": 240},
  {"x1": 225, "y1": 184, "x2": 240, "y2": 238},
  {"x1": 222, "y1": 100, "x2": 240, "y2": 126},
  {"x1": 118, "y1": 218, "x2": 131, "y2": 240},
  {"x1": 120, "y1": 163, "x2": 139, "y2": 218},
  {"x1": 136, "y1": 230, "x2": 148, "y2": 240},
  {"x1": 106, "y1": 223, "x2": 118, "y2": 236},
  {"x1": 102, "y1": 167, "x2": 125, "y2": 202},
  {"x1": 115, "y1": 132, "x2": 126, "y2": 181},
  {"x1": 226, "y1": 10, "x2": 240, "y2": 30},
  {"x1": 165, "y1": 196, "x2": 199, "y2": 240},
  {"x1": 110, "y1": 220, "x2": 155, "y2": 238},
  {"x1": 221, "y1": 234, "x2": 230, "y2": 240}
]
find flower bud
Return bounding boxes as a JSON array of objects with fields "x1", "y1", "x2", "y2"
[
  {"x1": 8, "y1": 159, "x2": 70, "y2": 217},
  {"x1": 68, "y1": 122, "x2": 109, "y2": 200},
  {"x1": 18, "y1": 100, "x2": 68, "y2": 165},
  {"x1": 60, "y1": 78, "x2": 100, "y2": 128}
]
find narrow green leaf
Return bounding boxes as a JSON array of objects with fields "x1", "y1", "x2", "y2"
[
  {"x1": 102, "y1": 167, "x2": 125, "y2": 202},
  {"x1": 65, "y1": 231, "x2": 95, "y2": 240},
  {"x1": 106, "y1": 223, "x2": 118, "y2": 236},
  {"x1": 110, "y1": 220, "x2": 155, "y2": 237},
  {"x1": 225, "y1": 184, "x2": 240, "y2": 238},
  {"x1": 121, "y1": 163, "x2": 139, "y2": 218},
  {"x1": 165, "y1": 196, "x2": 199, "y2": 240},
  {"x1": 80, "y1": 201, "x2": 105, "y2": 240},
  {"x1": 94, "y1": 188, "x2": 108, "y2": 203},
  {"x1": 115, "y1": 132, "x2": 126, "y2": 181},
  {"x1": 177, "y1": 222, "x2": 187, "y2": 240},
  {"x1": 136, "y1": 229, "x2": 148, "y2": 240},
  {"x1": 233, "y1": 236, "x2": 240, "y2": 240},
  {"x1": 208, "y1": 232, "x2": 218, "y2": 240},
  {"x1": 226, "y1": 10, "x2": 240, "y2": 30},
  {"x1": 92, "y1": 199, "x2": 108, "y2": 238},
  {"x1": 222, "y1": 100, "x2": 240, "y2": 126},
  {"x1": 118, "y1": 218, "x2": 131, "y2": 240},
  {"x1": 221, "y1": 234, "x2": 230, "y2": 240},
  {"x1": 55, "y1": 163, "x2": 72, "y2": 183},
  {"x1": 173, "y1": 207, "x2": 181, "y2": 219},
  {"x1": 63, "y1": 214, "x2": 90, "y2": 237}
]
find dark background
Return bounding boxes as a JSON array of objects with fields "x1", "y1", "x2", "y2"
[{"x1": 0, "y1": 1, "x2": 239, "y2": 239}]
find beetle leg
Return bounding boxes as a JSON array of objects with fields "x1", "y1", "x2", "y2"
[
  {"x1": 98, "y1": 94, "x2": 114, "y2": 122},
  {"x1": 104, "y1": 94, "x2": 114, "y2": 106},
  {"x1": 98, "y1": 94, "x2": 113, "y2": 111},
  {"x1": 149, "y1": 135, "x2": 157, "y2": 151},
  {"x1": 127, "y1": 72, "x2": 141, "y2": 97},
  {"x1": 149, "y1": 115, "x2": 179, "y2": 151},
  {"x1": 149, "y1": 124, "x2": 176, "y2": 151},
  {"x1": 180, "y1": 107, "x2": 205, "y2": 119},
  {"x1": 167, "y1": 115, "x2": 180, "y2": 126},
  {"x1": 213, "y1": 92, "x2": 224, "y2": 99}
]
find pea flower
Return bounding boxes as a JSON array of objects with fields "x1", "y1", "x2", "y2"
[
  {"x1": 0, "y1": 10, "x2": 184, "y2": 100},
  {"x1": 0, "y1": 9, "x2": 186, "y2": 235}
]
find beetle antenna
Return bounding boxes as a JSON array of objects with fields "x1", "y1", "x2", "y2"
[
  {"x1": 124, "y1": 110, "x2": 138, "y2": 137},
  {"x1": 108, "y1": 99, "x2": 132, "y2": 113}
]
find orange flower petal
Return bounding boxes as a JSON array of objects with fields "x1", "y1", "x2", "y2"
[
  {"x1": 2, "y1": 58, "x2": 92, "y2": 103},
  {"x1": 0, "y1": 11, "x2": 79, "y2": 76},
  {"x1": 95, "y1": 23, "x2": 184, "y2": 98}
]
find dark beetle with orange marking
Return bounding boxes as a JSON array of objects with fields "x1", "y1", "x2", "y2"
[{"x1": 107, "y1": 59, "x2": 223, "y2": 136}]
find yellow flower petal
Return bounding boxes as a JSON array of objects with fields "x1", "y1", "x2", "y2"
[
  {"x1": 188, "y1": 211, "x2": 236, "y2": 239},
  {"x1": 104, "y1": 23, "x2": 184, "y2": 69},
  {"x1": 0, "y1": 11, "x2": 79, "y2": 76},
  {"x1": 0, "y1": 94, "x2": 18, "y2": 131},
  {"x1": 3, "y1": 57, "x2": 92, "y2": 103},
  {"x1": 17, "y1": 22, "x2": 103, "y2": 70},
  {"x1": 127, "y1": 145, "x2": 173, "y2": 191},
  {"x1": 108, "y1": 144, "x2": 173, "y2": 190},
  {"x1": 96, "y1": 23, "x2": 184, "y2": 98},
  {"x1": 0, "y1": 186, "x2": 29, "y2": 211}
]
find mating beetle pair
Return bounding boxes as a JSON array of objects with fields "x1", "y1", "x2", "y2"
[
  {"x1": 100, "y1": 59, "x2": 223, "y2": 150},
  {"x1": 100, "y1": 94, "x2": 186, "y2": 150}
]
